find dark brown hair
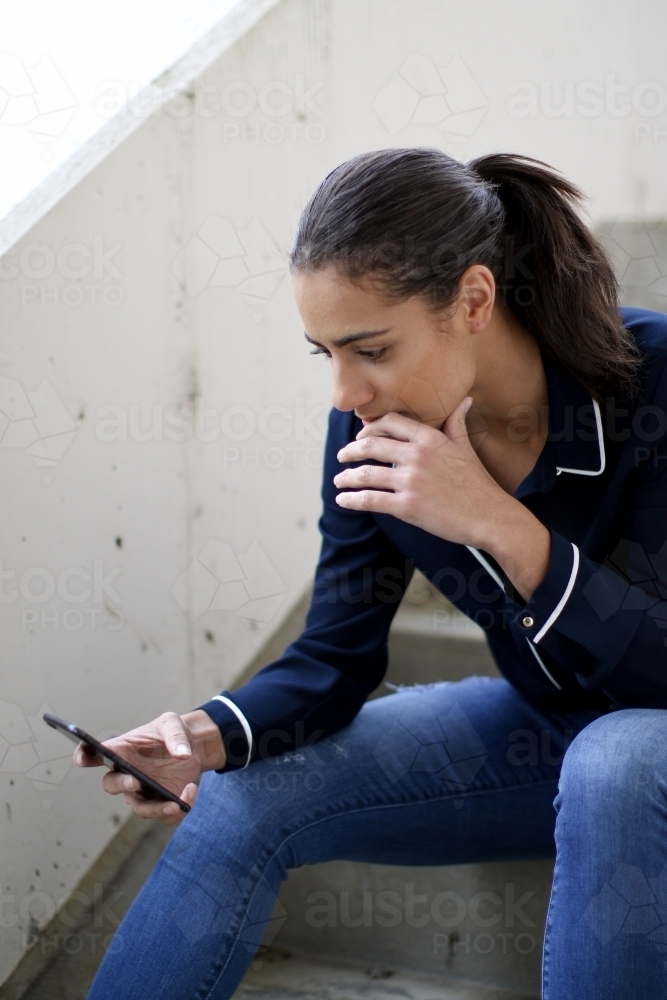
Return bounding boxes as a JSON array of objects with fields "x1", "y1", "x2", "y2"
[{"x1": 290, "y1": 148, "x2": 644, "y2": 402}]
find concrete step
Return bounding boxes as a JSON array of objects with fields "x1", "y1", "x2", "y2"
[
  {"x1": 11, "y1": 578, "x2": 549, "y2": 999},
  {"x1": 385, "y1": 581, "x2": 500, "y2": 691},
  {"x1": 236, "y1": 949, "x2": 534, "y2": 999},
  {"x1": 261, "y1": 578, "x2": 548, "y2": 997},
  {"x1": 13, "y1": 821, "x2": 547, "y2": 1000},
  {"x1": 267, "y1": 858, "x2": 549, "y2": 998},
  {"x1": 11, "y1": 821, "x2": 173, "y2": 1000}
]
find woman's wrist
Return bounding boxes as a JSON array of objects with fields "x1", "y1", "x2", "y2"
[
  {"x1": 476, "y1": 495, "x2": 551, "y2": 602},
  {"x1": 180, "y1": 709, "x2": 226, "y2": 771}
]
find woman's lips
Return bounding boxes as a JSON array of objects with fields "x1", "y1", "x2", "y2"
[{"x1": 358, "y1": 410, "x2": 412, "y2": 425}]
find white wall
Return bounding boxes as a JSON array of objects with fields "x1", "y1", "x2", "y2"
[
  {"x1": 331, "y1": 0, "x2": 667, "y2": 220},
  {"x1": 1, "y1": 0, "x2": 666, "y2": 982}
]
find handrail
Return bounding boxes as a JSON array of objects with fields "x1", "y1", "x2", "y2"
[{"x1": 0, "y1": 0, "x2": 280, "y2": 258}]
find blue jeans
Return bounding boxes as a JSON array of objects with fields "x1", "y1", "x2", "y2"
[{"x1": 87, "y1": 677, "x2": 667, "y2": 999}]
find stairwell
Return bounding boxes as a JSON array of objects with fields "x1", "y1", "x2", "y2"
[
  {"x1": 245, "y1": 582, "x2": 552, "y2": 999},
  {"x1": 11, "y1": 577, "x2": 553, "y2": 1000}
]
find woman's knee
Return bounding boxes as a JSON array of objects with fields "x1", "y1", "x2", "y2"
[
  {"x1": 557, "y1": 708, "x2": 667, "y2": 813},
  {"x1": 156, "y1": 770, "x2": 297, "y2": 927}
]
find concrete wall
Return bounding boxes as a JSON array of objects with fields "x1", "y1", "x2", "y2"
[{"x1": 1, "y1": 0, "x2": 666, "y2": 983}]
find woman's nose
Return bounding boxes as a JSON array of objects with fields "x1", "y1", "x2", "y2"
[{"x1": 330, "y1": 363, "x2": 374, "y2": 413}]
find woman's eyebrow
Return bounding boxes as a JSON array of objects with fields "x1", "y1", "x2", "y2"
[{"x1": 304, "y1": 328, "x2": 393, "y2": 349}]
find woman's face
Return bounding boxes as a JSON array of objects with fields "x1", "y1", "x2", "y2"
[{"x1": 293, "y1": 265, "x2": 493, "y2": 428}]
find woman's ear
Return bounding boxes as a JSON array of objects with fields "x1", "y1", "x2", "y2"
[{"x1": 458, "y1": 265, "x2": 495, "y2": 331}]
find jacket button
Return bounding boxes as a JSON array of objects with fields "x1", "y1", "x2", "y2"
[{"x1": 521, "y1": 615, "x2": 534, "y2": 628}]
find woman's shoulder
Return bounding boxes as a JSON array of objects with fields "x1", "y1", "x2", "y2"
[{"x1": 620, "y1": 305, "x2": 667, "y2": 363}]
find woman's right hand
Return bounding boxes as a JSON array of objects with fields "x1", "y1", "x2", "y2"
[{"x1": 73, "y1": 710, "x2": 225, "y2": 827}]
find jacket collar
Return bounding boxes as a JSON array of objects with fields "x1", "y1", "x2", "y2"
[{"x1": 513, "y1": 347, "x2": 606, "y2": 500}]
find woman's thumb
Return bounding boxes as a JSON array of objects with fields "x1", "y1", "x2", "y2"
[
  {"x1": 445, "y1": 395, "x2": 473, "y2": 439},
  {"x1": 160, "y1": 713, "x2": 192, "y2": 758}
]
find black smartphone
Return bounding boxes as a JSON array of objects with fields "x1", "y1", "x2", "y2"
[{"x1": 43, "y1": 712, "x2": 191, "y2": 813}]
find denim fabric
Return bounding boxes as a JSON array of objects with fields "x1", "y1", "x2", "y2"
[{"x1": 87, "y1": 677, "x2": 667, "y2": 999}]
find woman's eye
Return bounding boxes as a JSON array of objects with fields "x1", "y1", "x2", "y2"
[
  {"x1": 309, "y1": 348, "x2": 330, "y2": 358},
  {"x1": 358, "y1": 349, "x2": 386, "y2": 363}
]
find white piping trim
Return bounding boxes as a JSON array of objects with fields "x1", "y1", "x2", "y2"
[
  {"x1": 526, "y1": 638, "x2": 562, "y2": 690},
  {"x1": 210, "y1": 695, "x2": 254, "y2": 769},
  {"x1": 533, "y1": 543, "x2": 580, "y2": 644},
  {"x1": 465, "y1": 546, "x2": 505, "y2": 591},
  {"x1": 556, "y1": 399, "x2": 606, "y2": 477}
]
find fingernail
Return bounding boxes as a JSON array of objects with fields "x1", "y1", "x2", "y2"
[
  {"x1": 175, "y1": 744, "x2": 190, "y2": 757},
  {"x1": 465, "y1": 397, "x2": 473, "y2": 413},
  {"x1": 123, "y1": 776, "x2": 134, "y2": 790}
]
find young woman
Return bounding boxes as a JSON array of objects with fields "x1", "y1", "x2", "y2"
[{"x1": 80, "y1": 149, "x2": 667, "y2": 999}]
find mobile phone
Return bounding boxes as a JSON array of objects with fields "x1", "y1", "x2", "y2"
[{"x1": 43, "y1": 713, "x2": 191, "y2": 813}]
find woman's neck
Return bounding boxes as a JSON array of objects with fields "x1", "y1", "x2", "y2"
[{"x1": 464, "y1": 304, "x2": 549, "y2": 495}]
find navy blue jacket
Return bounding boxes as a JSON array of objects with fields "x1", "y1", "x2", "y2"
[{"x1": 199, "y1": 307, "x2": 667, "y2": 771}]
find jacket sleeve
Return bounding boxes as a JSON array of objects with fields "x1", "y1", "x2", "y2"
[
  {"x1": 505, "y1": 435, "x2": 667, "y2": 708},
  {"x1": 196, "y1": 408, "x2": 413, "y2": 771}
]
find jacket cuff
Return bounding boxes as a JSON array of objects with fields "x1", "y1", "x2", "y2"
[
  {"x1": 508, "y1": 527, "x2": 646, "y2": 682},
  {"x1": 196, "y1": 691, "x2": 253, "y2": 773},
  {"x1": 509, "y1": 528, "x2": 579, "y2": 643}
]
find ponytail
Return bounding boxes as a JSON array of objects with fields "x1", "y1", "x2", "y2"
[
  {"x1": 291, "y1": 148, "x2": 644, "y2": 402},
  {"x1": 467, "y1": 153, "x2": 643, "y2": 402}
]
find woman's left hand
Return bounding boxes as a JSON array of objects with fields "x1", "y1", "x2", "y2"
[{"x1": 333, "y1": 396, "x2": 507, "y2": 548}]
